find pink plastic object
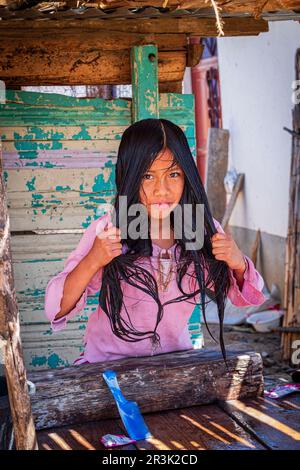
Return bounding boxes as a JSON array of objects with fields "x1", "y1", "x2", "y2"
[
  {"x1": 99, "y1": 434, "x2": 137, "y2": 448},
  {"x1": 264, "y1": 383, "x2": 300, "y2": 399}
]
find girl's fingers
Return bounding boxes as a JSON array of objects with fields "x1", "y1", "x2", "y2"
[
  {"x1": 100, "y1": 226, "x2": 121, "y2": 239},
  {"x1": 104, "y1": 221, "x2": 113, "y2": 231},
  {"x1": 212, "y1": 233, "x2": 227, "y2": 241},
  {"x1": 212, "y1": 240, "x2": 230, "y2": 248},
  {"x1": 109, "y1": 241, "x2": 122, "y2": 248},
  {"x1": 212, "y1": 249, "x2": 228, "y2": 255},
  {"x1": 214, "y1": 255, "x2": 227, "y2": 262}
]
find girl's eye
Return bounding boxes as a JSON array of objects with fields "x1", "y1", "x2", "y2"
[{"x1": 142, "y1": 171, "x2": 181, "y2": 180}]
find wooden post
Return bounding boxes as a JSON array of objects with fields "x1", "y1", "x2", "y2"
[
  {"x1": 281, "y1": 48, "x2": 300, "y2": 362},
  {"x1": 0, "y1": 143, "x2": 38, "y2": 449},
  {"x1": 205, "y1": 128, "x2": 229, "y2": 222},
  {"x1": 131, "y1": 44, "x2": 159, "y2": 122},
  {"x1": 221, "y1": 173, "x2": 245, "y2": 230}
]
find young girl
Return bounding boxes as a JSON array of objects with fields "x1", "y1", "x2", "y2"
[{"x1": 44, "y1": 118, "x2": 265, "y2": 365}]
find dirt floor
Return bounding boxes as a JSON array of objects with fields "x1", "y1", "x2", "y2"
[{"x1": 203, "y1": 323, "x2": 294, "y2": 389}]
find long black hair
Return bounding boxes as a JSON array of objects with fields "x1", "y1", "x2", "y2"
[{"x1": 99, "y1": 118, "x2": 231, "y2": 362}]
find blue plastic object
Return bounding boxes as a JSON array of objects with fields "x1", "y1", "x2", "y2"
[{"x1": 102, "y1": 370, "x2": 152, "y2": 441}]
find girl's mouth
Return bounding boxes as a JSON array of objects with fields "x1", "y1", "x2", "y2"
[{"x1": 151, "y1": 203, "x2": 173, "y2": 210}]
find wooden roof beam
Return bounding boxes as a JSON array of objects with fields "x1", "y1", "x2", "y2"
[{"x1": 0, "y1": 16, "x2": 269, "y2": 36}]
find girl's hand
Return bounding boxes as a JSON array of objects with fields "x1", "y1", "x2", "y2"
[
  {"x1": 211, "y1": 232, "x2": 246, "y2": 273},
  {"x1": 88, "y1": 221, "x2": 122, "y2": 269}
]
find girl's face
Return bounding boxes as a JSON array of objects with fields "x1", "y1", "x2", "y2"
[{"x1": 139, "y1": 148, "x2": 185, "y2": 220}]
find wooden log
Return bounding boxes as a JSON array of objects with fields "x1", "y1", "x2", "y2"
[
  {"x1": 0, "y1": 29, "x2": 187, "y2": 86},
  {"x1": 0, "y1": 17, "x2": 269, "y2": 36},
  {"x1": 187, "y1": 43, "x2": 204, "y2": 68},
  {"x1": 27, "y1": 348, "x2": 264, "y2": 431},
  {"x1": 0, "y1": 142, "x2": 38, "y2": 449},
  {"x1": 159, "y1": 81, "x2": 182, "y2": 93},
  {"x1": 0, "y1": 35, "x2": 186, "y2": 86}
]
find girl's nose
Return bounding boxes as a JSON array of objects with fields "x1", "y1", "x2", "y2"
[{"x1": 153, "y1": 179, "x2": 170, "y2": 196}]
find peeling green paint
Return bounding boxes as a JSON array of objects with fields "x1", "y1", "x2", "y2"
[
  {"x1": 31, "y1": 355, "x2": 47, "y2": 367},
  {"x1": 43, "y1": 329, "x2": 53, "y2": 336},
  {"x1": 72, "y1": 126, "x2": 92, "y2": 140},
  {"x1": 24, "y1": 258, "x2": 62, "y2": 263},
  {"x1": 56, "y1": 185, "x2": 71, "y2": 191},
  {"x1": 82, "y1": 215, "x2": 92, "y2": 228},
  {"x1": 44, "y1": 161, "x2": 56, "y2": 168},
  {"x1": 30, "y1": 353, "x2": 69, "y2": 369},
  {"x1": 47, "y1": 353, "x2": 69, "y2": 368},
  {"x1": 26, "y1": 176, "x2": 36, "y2": 191}
]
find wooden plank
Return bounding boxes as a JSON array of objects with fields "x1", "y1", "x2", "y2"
[
  {"x1": 0, "y1": 45, "x2": 185, "y2": 86},
  {"x1": 281, "y1": 48, "x2": 300, "y2": 361},
  {"x1": 205, "y1": 128, "x2": 229, "y2": 223},
  {"x1": 36, "y1": 403, "x2": 266, "y2": 450},
  {"x1": 9, "y1": 232, "x2": 98, "y2": 370},
  {"x1": 218, "y1": 395, "x2": 300, "y2": 450},
  {"x1": 135, "y1": 404, "x2": 266, "y2": 450},
  {"x1": 1, "y1": 89, "x2": 132, "y2": 109},
  {"x1": 37, "y1": 418, "x2": 137, "y2": 450},
  {"x1": 0, "y1": 16, "x2": 270, "y2": 36},
  {"x1": 0, "y1": 124, "x2": 195, "y2": 142},
  {"x1": 4, "y1": 167, "x2": 115, "y2": 231},
  {"x1": 131, "y1": 44, "x2": 159, "y2": 122},
  {"x1": 0, "y1": 28, "x2": 187, "y2": 51},
  {"x1": 187, "y1": 43, "x2": 205, "y2": 68},
  {"x1": 221, "y1": 173, "x2": 245, "y2": 230},
  {"x1": 0, "y1": 142, "x2": 38, "y2": 449},
  {"x1": 27, "y1": 349, "x2": 264, "y2": 430},
  {"x1": 159, "y1": 81, "x2": 182, "y2": 94}
]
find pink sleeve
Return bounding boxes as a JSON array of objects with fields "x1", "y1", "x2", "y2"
[
  {"x1": 44, "y1": 212, "x2": 110, "y2": 332},
  {"x1": 211, "y1": 218, "x2": 266, "y2": 307}
]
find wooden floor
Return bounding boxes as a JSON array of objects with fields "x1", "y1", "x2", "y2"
[{"x1": 37, "y1": 395, "x2": 300, "y2": 450}]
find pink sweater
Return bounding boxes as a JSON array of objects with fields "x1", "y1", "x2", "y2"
[{"x1": 44, "y1": 212, "x2": 266, "y2": 364}]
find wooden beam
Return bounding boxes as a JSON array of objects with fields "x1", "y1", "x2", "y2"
[
  {"x1": 0, "y1": 142, "x2": 38, "y2": 450},
  {"x1": 187, "y1": 43, "x2": 205, "y2": 67},
  {"x1": 27, "y1": 348, "x2": 264, "y2": 431},
  {"x1": 0, "y1": 31, "x2": 186, "y2": 86},
  {"x1": 281, "y1": 48, "x2": 300, "y2": 362},
  {"x1": 159, "y1": 81, "x2": 183, "y2": 93},
  {"x1": 0, "y1": 16, "x2": 269, "y2": 36},
  {"x1": 131, "y1": 44, "x2": 159, "y2": 122}
]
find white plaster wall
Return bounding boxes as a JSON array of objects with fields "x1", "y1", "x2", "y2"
[{"x1": 217, "y1": 20, "x2": 300, "y2": 237}]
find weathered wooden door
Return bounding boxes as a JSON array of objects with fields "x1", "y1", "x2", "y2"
[{"x1": 0, "y1": 45, "x2": 202, "y2": 371}]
